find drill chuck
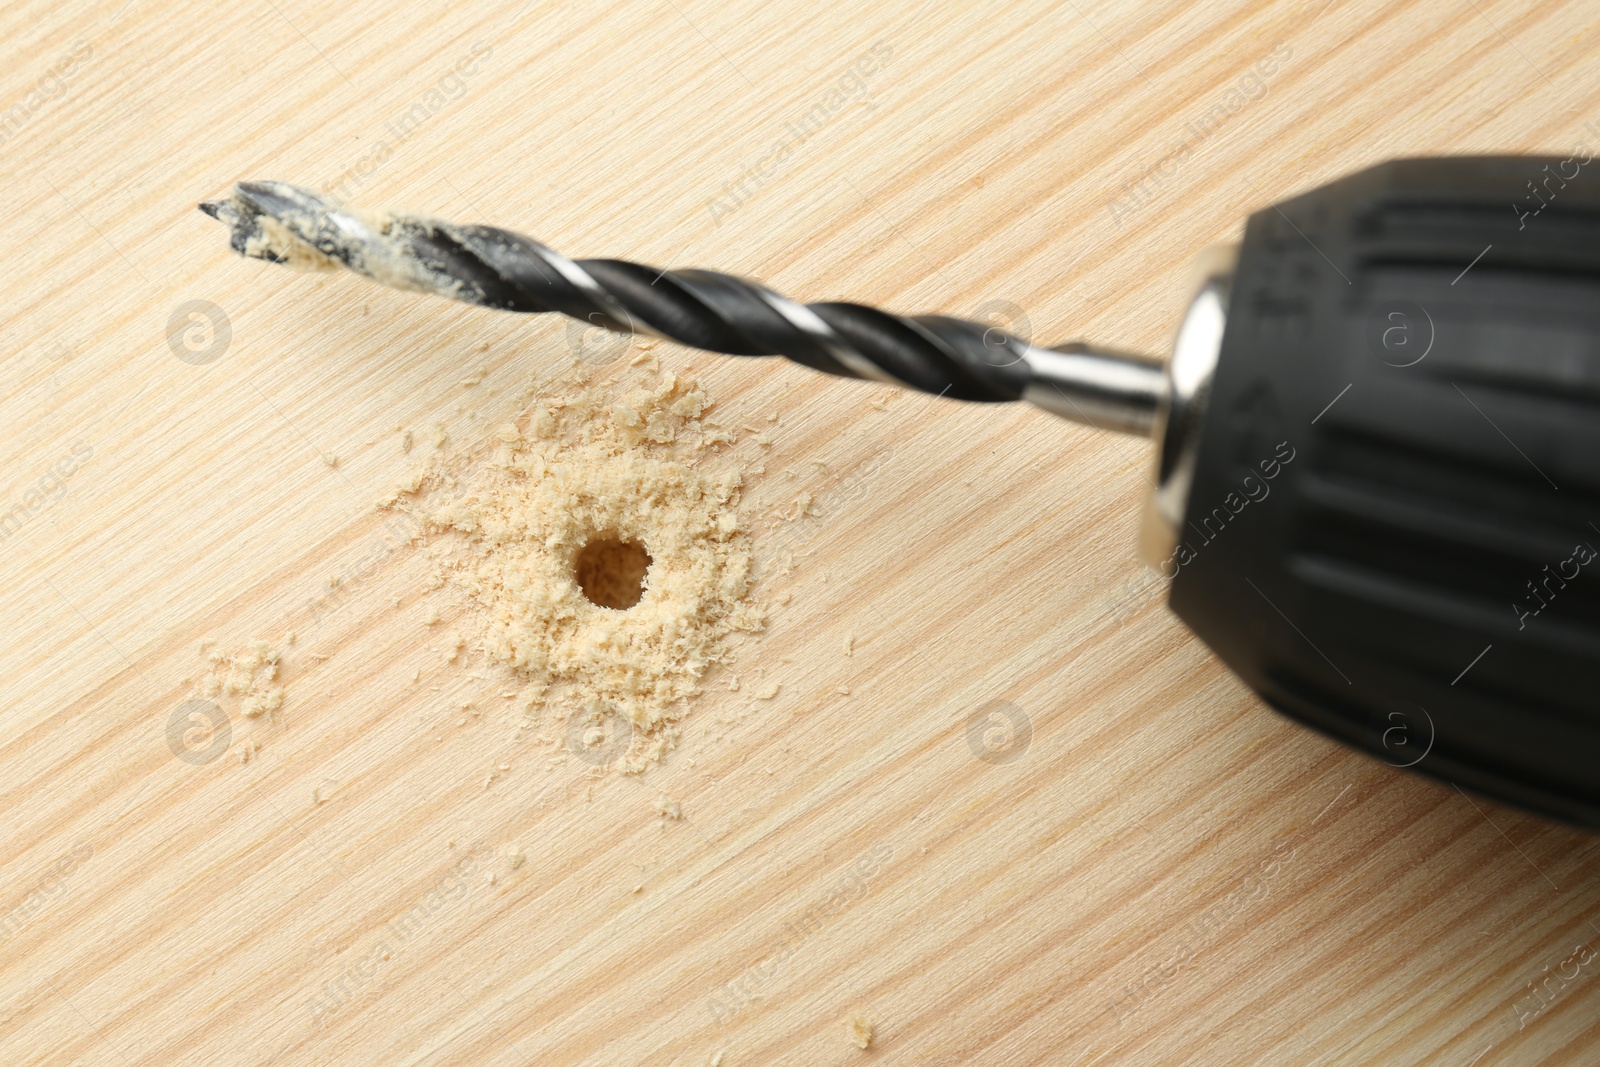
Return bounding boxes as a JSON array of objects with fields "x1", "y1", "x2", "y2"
[{"x1": 1159, "y1": 157, "x2": 1600, "y2": 828}]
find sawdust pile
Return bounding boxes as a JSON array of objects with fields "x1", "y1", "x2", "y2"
[{"x1": 405, "y1": 368, "x2": 765, "y2": 770}]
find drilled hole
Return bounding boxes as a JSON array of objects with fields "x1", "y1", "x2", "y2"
[{"x1": 574, "y1": 535, "x2": 651, "y2": 609}]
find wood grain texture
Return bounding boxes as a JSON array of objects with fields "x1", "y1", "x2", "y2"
[{"x1": 3, "y1": 0, "x2": 1599, "y2": 1063}]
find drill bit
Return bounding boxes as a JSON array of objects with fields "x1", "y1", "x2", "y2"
[{"x1": 198, "y1": 181, "x2": 1166, "y2": 435}]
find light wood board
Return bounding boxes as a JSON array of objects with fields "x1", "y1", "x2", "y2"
[{"x1": 3, "y1": 0, "x2": 1599, "y2": 1063}]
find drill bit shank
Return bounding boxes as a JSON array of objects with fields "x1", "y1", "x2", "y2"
[{"x1": 199, "y1": 181, "x2": 1165, "y2": 435}]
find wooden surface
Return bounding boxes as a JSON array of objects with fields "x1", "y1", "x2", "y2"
[{"x1": 4, "y1": 1, "x2": 1599, "y2": 1063}]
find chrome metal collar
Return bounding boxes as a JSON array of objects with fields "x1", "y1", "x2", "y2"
[{"x1": 1138, "y1": 243, "x2": 1238, "y2": 570}]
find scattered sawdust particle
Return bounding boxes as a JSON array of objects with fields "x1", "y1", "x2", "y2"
[
  {"x1": 199, "y1": 640, "x2": 284, "y2": 721},
  {"x1": 239, "y1": 690, "x2": 282, "y2": 718},
  {"x1": 726, "y1": 676, "x2": 740, "y2": 692},
  {"x1": 235, "y1": 741, "x2": 257, "y2": 764},
  {"x1": 775, "y1": 590, "x2": 793, "y2": 606},
  {"x1": 655, "y1": 797, "x2": 683, "y2": 820},
  {"x1": 503, "y1": 846, "x2": 526, "y2": 870},
  {"x1": 412, "y1": 667, "x2": 422, "y2": 683},
  {"x1": 461, "y1": 375, "x2": 483, "y2": 387},
  {"x1": 633, "y1": 884, "x2": 644, "y2": 893},
  {"x1": 710, "y1": 1053, "x2": 724, "y2": 1067},
  {"x1": 843, "y1": 634, "x2": 854, "y2": 657},
  {"x1": 849, "y1": 1013, "x2": 874, "y2": 1050},
  {"x1": 323, "y1": 453, "x2": 338, "y2": 468},
  {"x1": 430, "y1": 423, "x2": 447, "y2": 449},
  {"x1": 402, "y1": 368, "x2": 766, "y2": 771},
  {"x1": 837, "y1": 686, "x2": 852, "y2": 696},
  {"x1": 766, "y1": 412, "x2": 778, "y2": 422},
  {"x1": 285, "y1": 631, "x2": 296, "y2": 646},
  {"x1": 424, "y1": 607, "x2": 441, "y2": 626},
  {"x1": 755, "y1": 683, "x2": 780, "y2": 701},
  {"x1": 401, "y1": 430, "x2": 414, "y2": 453}
]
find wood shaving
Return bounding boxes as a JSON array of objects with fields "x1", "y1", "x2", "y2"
[
  {"x1": 403, "y1": 369, "x2": 765, "y2": 770},
  {"x1": 849, "y1": 1012, "x2": 874, "y2": 1050}
]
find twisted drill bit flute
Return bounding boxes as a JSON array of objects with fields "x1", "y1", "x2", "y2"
[{"x1": 198, "y1": 181, "x2": 1166, "y2": 435}]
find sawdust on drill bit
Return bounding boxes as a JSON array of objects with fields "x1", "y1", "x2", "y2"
[
  {"x1": 400, "y1": 368, "x2": 764, "y2": 771},
  {"x1": 243, "y1": 215, "x2": 341, "y2": 273},
  {"x1": 220, "y1": 187, "x2": 469, "y2": 299}
]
